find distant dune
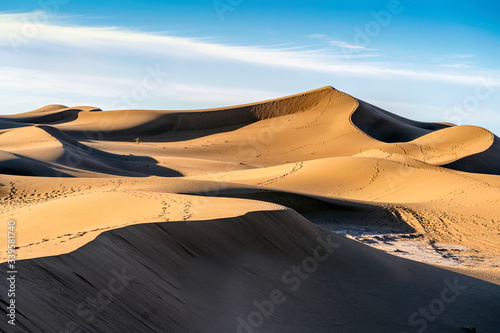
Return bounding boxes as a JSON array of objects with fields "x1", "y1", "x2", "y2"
[{"x1": 1, "y1": 86, "x2": 499, "y2": 332}]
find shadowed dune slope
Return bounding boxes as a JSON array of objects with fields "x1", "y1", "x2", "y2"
[
  {"x1": 351, "y1": 99, "x2": 451, "y2": 143},
  {"x1": 31, "y1": 86, "x2": 334, "y2": 140},
  {"x1": 369, "y1": 125, "x2": 495, "y2": 166},
  {"x1": 1, "y1": 86, "x2": 500, "y2": 332},
  {"x1": 1, "y1": 105, "x2": 101, "y2": 124},
  {"x1": 1, "y1": 86, "x2": 499, "y2": 254},
  {"x1": 0, "y1": 125, "x2": 182, "y2": 177},
  {"x1": 351, "y1": 99, "x2": 499, "y2": 173},
  {"x1": 444, "y1": 135, "x2": 500, "y2": 175},
  {"x1": 1, "y1": 86, "x2": 499, "y2": 256},
  {"x1": 1, "y1": 210, "x2": 498, "y2": 333}
]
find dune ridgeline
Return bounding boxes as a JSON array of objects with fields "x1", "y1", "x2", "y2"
[{"x1": 1, "y1": 86, "x2": 499, "y2": 333}]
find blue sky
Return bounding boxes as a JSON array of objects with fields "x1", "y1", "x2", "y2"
[{"x1": 1, "y1": 0, "x2": 499, "y2": 134}]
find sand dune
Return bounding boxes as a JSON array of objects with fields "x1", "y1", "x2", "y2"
[
  {"x1": 2, "y1": 105, "x2": 101, "y2": 124},
  {"x1": 352, "y1": 99, "x2": 450, "y2": 142},
  {"x1": 7, "y1": 210, "x2": 500, "y2": 333},
  {"x1": 371, "y1": 125, "x2": 495, "y2": 166},
  {"x1": 1, "y1": 86, "x2": 499, "y2": 332}
]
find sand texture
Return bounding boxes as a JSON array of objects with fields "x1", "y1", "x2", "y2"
[{"x1": 1, "y1": 86, "x2": 499, "y2": 332}]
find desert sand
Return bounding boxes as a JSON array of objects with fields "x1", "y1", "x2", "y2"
[{"x1": 1, "y1": 86, "x2": 499, "y2": 332}]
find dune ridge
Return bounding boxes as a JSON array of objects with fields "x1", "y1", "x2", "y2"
[
  {"x1": 0, "y1": 86, "x2": 499, "y2": 332},
  {"x1": 3, "y1": 210, "x2": 500, "y2": 333},
  {"x1": 1, "y1": 86, "x2": 498, "y2": 259}
]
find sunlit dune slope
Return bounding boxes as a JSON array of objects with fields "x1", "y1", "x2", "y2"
[{"x1": 0, "y1": 85, "x2": 499, "y2": 263}]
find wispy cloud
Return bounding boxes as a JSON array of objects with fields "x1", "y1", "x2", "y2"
[
  {"x1": 309, "y1": 33, "x2": 375, "y2": 51},
  {"x1": 159, "y1": 83, "x2": 284, "y2": 105},
  {"x1": 447, "y1": 54, "x2": 476, "y2": 59},
  {"x1": 0, "y1": 66, "x2": 283, "y2": 111},
  {"x1": 328, "y1": 40, "x2": 369, "y2": 50},
  {"x1": 439, "y1": 63, "x2": 470, "y2": 69},
  {"x1": 0, "y1": 67, "x2": 132, "y2": 96},
  {"x1": 1, "y1": 12, "x2": 499, "y2": 90},
  {"x1": 309, "y1": 34, "x2": 327, "y2": 39}
]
